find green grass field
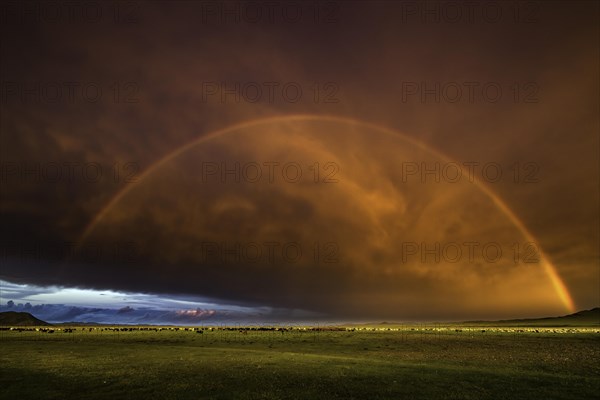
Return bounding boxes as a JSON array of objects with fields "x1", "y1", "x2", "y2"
[{"x1": 1, "y1": 326, "x2": 599, "y2": 399}]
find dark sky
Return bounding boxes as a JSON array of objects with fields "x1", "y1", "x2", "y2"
[{"x1": 0, "y1": 1, "x2": 598, "y2": 321}]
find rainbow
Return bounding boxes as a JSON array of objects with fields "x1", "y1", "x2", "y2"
[{"x1": 76, "y1": 114, "x2": 576, "y2": 312}]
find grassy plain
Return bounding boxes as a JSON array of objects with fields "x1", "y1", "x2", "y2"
[{"x1": 1, "y1": 326, "x2": 599, "y2": 400}]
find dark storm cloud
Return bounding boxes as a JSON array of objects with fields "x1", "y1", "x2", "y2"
[{"x1": 0, "y1": 1, "x2": 598, "y2": 320}]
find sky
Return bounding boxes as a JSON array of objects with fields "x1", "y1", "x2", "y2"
[{"x1": 0, "y1": 1, "x2": 598, "y2": 324}]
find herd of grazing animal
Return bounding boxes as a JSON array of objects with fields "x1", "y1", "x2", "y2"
[{"x1": 1, "y1": 326, "x2": 598, "y2": 335}]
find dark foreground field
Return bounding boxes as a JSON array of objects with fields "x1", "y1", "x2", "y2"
[{"x1": 1, "y1": 326, "x2": 599, "y2": 400}]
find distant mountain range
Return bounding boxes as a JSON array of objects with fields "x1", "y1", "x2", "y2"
[
  {"x1": 357, "y1": 308, "x2": 600, "y2": 327},
  {"x1": 464, "y1": 308, "x2": 600, "y2": 326},
  {"x1": 0, "y1": 311, "x2": 51, "y2": 326},
  {"x1": 0, "y1": 308, "x2": 598, "y2": 327}
]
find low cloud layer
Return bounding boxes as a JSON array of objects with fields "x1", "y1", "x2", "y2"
[{"x1": 0, "y1": 280, "x2": 320, "y2": 324}]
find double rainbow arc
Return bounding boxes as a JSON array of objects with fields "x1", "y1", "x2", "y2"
[{"x1": 76, "y1": 114, "x2": 575, "y2": 312}]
